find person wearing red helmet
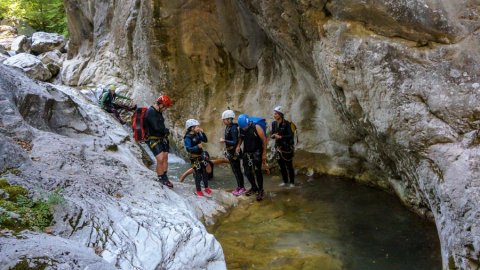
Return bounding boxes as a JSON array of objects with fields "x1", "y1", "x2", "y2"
[{"x1": 145, "y1": 95, "x2": 173, "y2": 188}]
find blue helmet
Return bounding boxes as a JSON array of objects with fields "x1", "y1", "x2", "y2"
[{"x1": 238, "y1": 114, "x2": 249, "y2": 129}]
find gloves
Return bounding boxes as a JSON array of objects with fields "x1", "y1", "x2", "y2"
[{"x1": 164, "y1": 128, "x2": 170, "y2": 136}]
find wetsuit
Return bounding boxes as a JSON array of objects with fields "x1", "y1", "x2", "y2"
[
  {"x1": 100, "y1": 91, "x2": 132, "y2": 124},
  {"x1": 240, "y1": 123, "x2": 263, "y2": 193},
  {"x1": 224, "y1": 123, "x2": 244, "y2": 189},
  {"x1": 144, "y1": 106, "x2": 170, "y2": 156},
  {"x1": 184, "y1": 131, "x2": 209, "y2": 192},
  {"x1": 272, "y1": 120, "x2": 295, "y2": 185}
]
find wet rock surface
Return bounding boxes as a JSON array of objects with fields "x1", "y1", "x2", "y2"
[{"x1": 0, "y1": 64, "x2": 231, "y2": 269}]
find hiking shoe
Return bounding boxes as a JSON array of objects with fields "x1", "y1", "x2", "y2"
[
  {"x1": 204, "y1": 187, "x2": 213, "y2": 196},
  {"x1": 196, "y1": 191, "x2": 205, "y2": 197},
  {"x1": 256, "y1": 190, "x2": 264, "y2": 201},
  {"x1": 161, "y1": 179, "x2": 174, "y2": 188},
  {"x1": 245, "y1": 188, "x2": 257, "y2": 197},
  {"x1": 236, "y1": 187, "x2": 246, "y2": 196},
  {"x1": 278, "y1": 183, "x2": 287, "y2": 187},
  {"x1": 289, "y1": 183, "x2": 295, "y2": 188},
  {"x1": 231, "y1": 187, "x2": 241, "y2": 196}
]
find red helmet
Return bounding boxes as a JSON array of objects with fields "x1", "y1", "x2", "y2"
[{"x1": 157, "y1": 95, "x2": 172, "y2": 108}]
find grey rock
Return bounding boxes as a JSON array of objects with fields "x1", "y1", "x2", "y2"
[
  {"x1": 3, "y1": 53, "x2": 52, "y2": 81},
  {"x1": 38, "y1": 51, "x2": 62, "y2": 76},
  {"x1": 11, "y1": 35, "x2": 31, "y2": 53},
  {"x1": 0, "y1": 233, "x2": 117, "y2": 270},
  {"x1": 31, "y1": 32, "x2": 65, "y2": 55}
]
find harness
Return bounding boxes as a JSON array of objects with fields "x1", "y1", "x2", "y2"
[
  {"x1": 147, "y1": 135, "x2": 167, "y2": 148},
  {"x1": 275, "y1": 146, "x2": 294, "y2": 161}
]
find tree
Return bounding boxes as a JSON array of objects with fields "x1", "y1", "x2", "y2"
[{"x1": 1, "y1": 0, "x2": 67, "y2": 36}]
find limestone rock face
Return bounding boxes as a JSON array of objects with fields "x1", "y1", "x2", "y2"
[
  {"x1": 0, "y1": 64, "x2": 228, "y2": 270},
  {"x1": 62, "y1": 0, "x2": 480, "y2": 269},
  {"x1": 3, "y1": 53, "x2": 52, "y2": 81},
  {"x1": 31, "y1": 32, "x2": 65, "y2": 55}
]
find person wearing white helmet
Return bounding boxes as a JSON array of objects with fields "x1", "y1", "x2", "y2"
[
  {"x1": 184, "y1": 119, "x2": 212, "y2": 197},
  {"x1": 271, "y1": 105, "x2": 295, "y2": 187},
  {"x1": 220, "y1": 109, "x2": 246, "y2": 196}
]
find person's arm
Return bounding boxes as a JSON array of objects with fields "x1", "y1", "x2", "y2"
[
  {"x1": 224, "y1": 125, "x2": 238, "y2": 145},
  {"x1": 212, "y1": 159, "x2": 229, "y2": 165},
  {"x1": 236, "y1": 130, "x2": 244, "y2": 154},
  {"x1": 114, "y1": 93, "x2": 131, "y2": 100},
  {"x1": 184, "y1": 136, "x2": 202, "y2": 153},
  {"x1": 199, "y1": 131, "x2": 208, "y2": 143},
  {"x1": 179, "y1": 168, "x2": 194, "y2": 182},
  {"x1": 256, "y1": 124, "x2": 270, "y2": 174},
  {"x1": 256, "y1": 125, "x2": 268, "y2": 160}
]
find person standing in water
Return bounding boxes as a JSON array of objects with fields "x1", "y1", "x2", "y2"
[
  {"x1": 237, "y1": 114, "x2": 268, "y2": 201},
  {"x1": 220, "y1": 109, "x2": 246, "y2": 196},
  {"x1": 271, "y1": 106, "x2": 295, "y2": 187},
  {"x1": 144, "y1": 95, "x2": 173, "y2": 188},
  {"x1": 184, "y1": 119, "x2": 213, "y2": 197}
]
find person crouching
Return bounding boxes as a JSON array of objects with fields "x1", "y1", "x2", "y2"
[{"x1": 184, "y1": 119, "x2": 213, "y2": 197}]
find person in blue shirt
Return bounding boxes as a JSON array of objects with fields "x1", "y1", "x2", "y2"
[{"x1": 184, "y1": 119, "x2": 212, "y2": 197}]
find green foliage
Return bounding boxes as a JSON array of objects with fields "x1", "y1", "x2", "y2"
[
  {"x1": 0, "y1": 0, "x2": 67, "y2": 36},
  {"x1": 3, "y1": 185, "x2": 28, "y2": 201},
  {"x1": 0, "y1": 178, "x2": 10, "y2": 189},
  {"x1": 0, "y1": 185, "x2": 64, "y2": 231}
]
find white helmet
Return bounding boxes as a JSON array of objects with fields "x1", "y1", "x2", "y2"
[
  {"x1": 185, "y1": 119, "x2": 200, "y2": 129},
  {"x1": 221, "y1": 109, "x2": 235, "y2": 120},
  {"x1": 274, "y1": 106, "x2": 285, "y2": 114}
]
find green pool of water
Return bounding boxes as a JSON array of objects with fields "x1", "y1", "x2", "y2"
[{"x1": 206, "y1": 173, "x2": 441, "y2": 270}]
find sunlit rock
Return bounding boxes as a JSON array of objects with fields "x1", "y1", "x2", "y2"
[
  {"x1": 31, "y1": 32, "x2": 65, "y2": 55},
  {"x1": 3, "y1": 53, "x2": 52, "y2": 81}
]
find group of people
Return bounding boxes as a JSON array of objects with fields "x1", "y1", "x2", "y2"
[{"x1": 99, "y1": 87, "x2": 296, "y2": 202}]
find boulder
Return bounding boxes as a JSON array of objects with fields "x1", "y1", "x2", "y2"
[
  {"x1": 10, "y1": 35, "x2": 31, "y2": 53},
  {"x1": 0, "y1": 25, "x2": 17, "y2": 39},
  {"x1": 0, "y1": 54, "x2": 7, "y2": 63},
  {"x1": 31, "y1": 32, "x2": 65, "y2": 55},
  {"x1": 3, "y1": 53, "x2": 52, "y2": 81},
  {"x1": 38, "y1": 50, "x2": 62, "y2": 76}
]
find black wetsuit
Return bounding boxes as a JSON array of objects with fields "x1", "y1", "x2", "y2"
[
  {"x1": 272, "y1": 120, "x2": 295, "y2": 184},
  {"x1": 240, "y1": 123, "x2": 263, "y2": 192},
  {"x1": 184, "y1": 131, "x2": 209, "y2": 191},
  {"x1": 144, "y1": 106, "x2": 170, "y2": 156},
  {"x1": 224, "y1": 123, "x2": 244, "y2": 189}
]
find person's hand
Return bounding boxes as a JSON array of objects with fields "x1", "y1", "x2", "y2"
[
  {"x1": 198, "y1": 143, "x2": 203, "y2": 149},
  {"x1": 235, "y1": 146, "x2": 241, "y2": 154},
  {"x1": 220, "y1": 138, "x2": 225, "y2": 143},
  {"x1": 272, "y1": 134, "x2": 281, "y2": 140},
  {"x1": 262, "y1": 160, "x2": 270, "y2": 175}
]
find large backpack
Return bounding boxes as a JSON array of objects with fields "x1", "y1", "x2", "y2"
[
  {"x1": 97, "y1": 88, "x2": 108, "y2": 106},
  {"x1": 249, "y1": 116, "x2": 267, "y2": 137},
  {"x1": 132, "y1": 107, "x2": 148, "y2": 142}
]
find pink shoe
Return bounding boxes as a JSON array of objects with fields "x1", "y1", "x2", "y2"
[
  {"x1": 196, "y1": 191, "x2": 204, "y2": 197},
  {"x1": 231, "y1": 187, "x2": 241, "y2": 196},
  {"x1": 204, "y1": 187, "x2": 213, "y2": 195},
  {"x1": 236, "y1": 187, "x2": 247, "y2": 196}
]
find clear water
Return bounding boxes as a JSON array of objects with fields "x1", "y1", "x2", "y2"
[{"x1": 166, "y1": 155, "x2": 441, "y2": 269}]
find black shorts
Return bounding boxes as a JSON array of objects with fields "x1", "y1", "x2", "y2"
[{"x1": 146, "y1": 137, "x2": 169, "y2": 156}]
